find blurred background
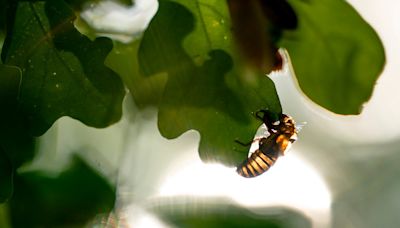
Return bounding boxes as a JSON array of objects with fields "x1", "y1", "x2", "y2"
[{"x1": 19, "y1": 0, "x2": 400, "y2": 227}]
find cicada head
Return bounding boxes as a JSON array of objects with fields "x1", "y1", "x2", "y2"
[{"x1": 277, "y1": 114, "x2": 296, "y2": 135}]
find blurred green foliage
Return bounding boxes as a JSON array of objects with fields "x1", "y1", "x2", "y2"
[
  {"x1": 0, "y1": 64, "x2": 35, "y2": 204},
  {"x1": 0, "y1": 64, "x2": 35, "y2": 165},
  {"x1": 66, "y1": 0, "x2": 133, "y2": 11},
  {"x1": 153, "y1": 199, "x2": 311, "y2": 228},
  {"x1": 0, "y1": 147, "x2": 13, "y2": 203},
  {"x1": 10, "y1": 156, "x2": 115, "y2": 227}
]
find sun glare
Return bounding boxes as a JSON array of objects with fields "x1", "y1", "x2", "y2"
[
  {"x1": 122, "y1": 205, "x2": 169, "y2": 228},
  {"x1": 158, "y1": 152, "x2": 331, "y2": 228}
]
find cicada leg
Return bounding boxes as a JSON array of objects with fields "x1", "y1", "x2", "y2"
[{"x1": 234, "y1": 137, "x2": 264, "y2": 147}]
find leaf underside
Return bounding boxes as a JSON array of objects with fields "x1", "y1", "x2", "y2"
[
  {"x1": 281, "y1": 0, "x2": 385, "y2": 114},
  {"x1": 135, "y1": 0, "x2": 282, "y2": 166}
]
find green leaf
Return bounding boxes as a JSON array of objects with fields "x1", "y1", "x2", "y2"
[
  {"x1": 66, "y1": 0, "x2": 133, "y2": 11},
  {"x1": 136, "y1": 0, "x2": 281, "y2": 166},
  {"x1": 117, "y1": 0, "x2": 133, "y2": 6},
  {"x1": 0, "y1": 204, "x2": 11, "y2": 228},
  {"x1": 9, "y1": 156, "x2": 115, "y2": 227},
  {"x1": 106, "y1": 41, "x2": 168, "y2": 109},
  {"x1": 153, "y1": 198, "x2": 311, "y2": 228},
  {"x1": 0, "y1": 0, "x2": 13, "y2": 56},
  {"x1": 0, "y1": 63, "x2": 35, "y2": 174},
  {"x1": 2, "y1": 1, "x2": 125, "y2": 135},
  {"x1": 0, "y1": 146, "x2": 13, "y2": 203},
  {"x1": 280, "y1": 0, "x2": 385, "y2": 114},
  {"x1": 0, "y1": 64, "x2": 36, "y2": 203},
  {"x1": 0, "y1": 0, "x2": 6, "y2": 35}
]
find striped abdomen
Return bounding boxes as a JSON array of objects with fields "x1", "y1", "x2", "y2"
[{"x1": 236, "y1": 149, "x2": 277, "y2": 178}]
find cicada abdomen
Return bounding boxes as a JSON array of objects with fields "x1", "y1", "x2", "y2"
[{"x1": 236, "y1": 111, "x2": 298, "y2": 178}]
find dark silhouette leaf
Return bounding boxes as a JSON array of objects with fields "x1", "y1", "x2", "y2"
[
  {"x1": 1, "y1": 1, "x2": 124, "y2": 135},
  {"x1": 227, "y1": 0, "x2": 280, "y2": 72},
  {"x1": 10, "y1": 156, "x2": 115, "y2": 227},
  {"x1": 0, "y1": 0, "x2": 6, "y2": 36},
  {"x1": 0, "y1": 64, "x2": 36, "y2": 202},
  {"x1": 259, "y1": 0, "x2": 298, "y2": 30},
  {"x1": 0, "y1": 64, "x2": 35, "y2": 167},
  {"x1": 65, "y1": 0, "x2": 133, "y2": 11},
  {"x1": 0, "y1": 146, "x2": 13, "y2": 203}
]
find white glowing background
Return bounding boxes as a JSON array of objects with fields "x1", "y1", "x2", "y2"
[
  {"x1": 157, "y1": 152, "x2": 331, "y2": 228},
  {"x1": 123, "y1": 206, "x2": 168, "y2": 228},
  {"x1": 80, "y1": 0, "x2": 158, "y2": 43}
]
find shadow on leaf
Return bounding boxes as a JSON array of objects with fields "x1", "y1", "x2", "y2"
[{"x1": 134, "y1": 0, "x2": 281, "y2": 166}]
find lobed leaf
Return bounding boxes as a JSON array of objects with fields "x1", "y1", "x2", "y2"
[
  {"x1": 136, "y1": 0, "x2": 281, "y2": 166},
  {"x1": 1, "y1": 1, "x2": 125, "y2": 135},
  {"x1": 280, "y1": 0, "x2": 385, "y2": 114}
]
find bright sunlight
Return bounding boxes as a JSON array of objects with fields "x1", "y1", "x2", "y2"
[{"x1": 158, "y1": 152, "x2": 331, "y2": 228}]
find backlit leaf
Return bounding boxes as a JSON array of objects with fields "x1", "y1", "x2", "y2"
[
  {"x1": 136, "y1": 0, "x2": 281, "y2": 166},
  {"x1": 280, "y1": 0, "x2": 385, "y2": 114}
]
